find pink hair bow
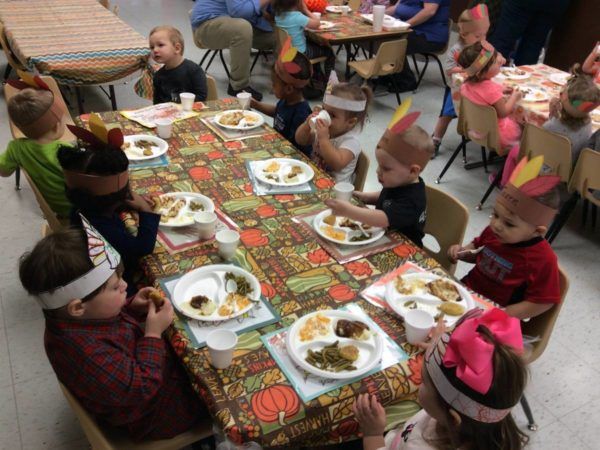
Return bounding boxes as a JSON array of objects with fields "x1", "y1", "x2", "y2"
[{"x1": 442, "y1": 308, "x2": 523, "y2": 394}]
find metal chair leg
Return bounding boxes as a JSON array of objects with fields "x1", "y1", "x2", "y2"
[
  {"x1": 414, "y1": 55, "x2": 429, "y2": 91},
  {"x1": 520, "y1": 396, "x2": 538, "y2": 431},
  {"x1": 592, "y1": 204, "x2": 598, "y2": 229},
  {"x1": 3, "y1": 63, "x2": 11, "y2": 81},
  {"x1": 199, "y1": 49, "x2": 213, "y2": 68},
  {"x1": 108, "y1": 84, "x2": 117, "y2": 110},
  {"x1": 481, "y1": 146, "x2": 488, "y2": 173},
  {"x1": 436, "y1": 137, "x2": 466, "y2": 184},
  {"x1": 433, "y1": 54, "x2": 448, "y2": 87},
  {"x1": 477, "y1": 165, "x2": 503, "y2": 210},
  {"x1": 15, "y1": 166, "x2": 21, "y2": 191},
  {"x1": 411, "y1": 55, "x2": 420, "y2": 78},
  {"x1": 250, "y1": 51, "x2": 260, "y2": 73},
  {"x1": 462, "y1": 142, "x2": 467, "y2": 163},
  {"x1": 75, "y1": 86, "x2": 85, "y2": 115},
  {"x1": 389, "y1": 77, "x2": 402, "y2": 105},
  {"x1": 546, "y1": 192, "x2": 578, "y2": 244},
  {"x1": 582, "y1": 199, "x2": 589, "y2": 227},
  {"x1": 218, "y1": 50, "x2": 231, "y2": 80}
]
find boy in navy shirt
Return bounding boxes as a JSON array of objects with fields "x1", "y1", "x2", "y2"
[{"x1": 251, "y1": 37, "x2": 313, "y2": 157}]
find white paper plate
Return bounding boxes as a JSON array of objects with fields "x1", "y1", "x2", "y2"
[
  {"x1": 122, "y1": 135, "x2": 168, "y2": 161},
  {"x1": 286, "y1": 310, "x2": 383, "y2": 380},
  {"x1": 384, "y1": 272, "x2": 474, "y2": 326},
  {"x1": 173, "y1": 265, "x2": 260, "y2": 322},
  {"x1": 254, "y1": 158, "x2": 315, "y2": 187},
  {"x1": 319, "y1": 21, "x2": 336, "y2": 30},
  {"x1": 153, "y1": 192, "x2": 215, "y2": 227},
  {"x1": 214, "y1": 110, "x2": 265, "y2": 130},
  {"x1": 520, "y1": 87, "x2": 549, "y2": 102},
  {"x1": 499, "y1": 67, "x2": 531, "y2": 80},
  {"x1": 325, "y1": 5, "x2": 351, "y2": 13},
  {"x1": 549, "y1": 72, "x2": 570, "y2": 86},
  {"x1": 313, "y1": 209, "x2": 385, "y2": 246},
  {"x1": 590, "y1": 109, "x2": 600, "y2": 126}
]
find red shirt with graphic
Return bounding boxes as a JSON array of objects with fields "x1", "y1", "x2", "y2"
[{"x1": 462, "y1": 227, "x2": 560, "y2": 307}]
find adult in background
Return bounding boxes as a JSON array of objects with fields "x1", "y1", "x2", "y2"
[
  {"x1": 386, "y1": 0, "x2": 451, "y2": 92},
  {"x1": 489, "y1": 0, "x2": 570, "y2": 66},
  {"x1": 191, "y1": 0, "x2": 275, "y2": 101}
]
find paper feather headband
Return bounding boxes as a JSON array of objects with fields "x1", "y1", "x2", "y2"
[
  {"x1": 7, "y1": 70, "x2": 66, "y2": 139},
  {"x1": 497, "y1": 156, "x2": 560, "y2": 226},
  {"x1": 460, "y1": 3, "x2": 490, "y2": 34},
  {"x1": 274, "y1": 36, "x2": 312, "y2": 88},
  {"x1": 323, "y1": 71, "x2": 367, "y2": 112},
  {"x1": 64, "y1": 114, "x2": 129, "y2": 196},
  {"x1": 464, "y1": 41, "x2": 496, "y2": 77}
]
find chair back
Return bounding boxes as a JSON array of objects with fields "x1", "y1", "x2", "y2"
[
  {"x1": 3, "y1": 74, "x2": 76, "y2": 142},
  {"x1": 459, "y1": 97, "x2": 503, "y2": 155},
  {"x1": 368, "y1": 39, "x2": 407, "y2": 78},
  {"x1": 519, "y1": 123, "x2": 572, "y2": 182},
  {"x1": 521, "y1": 267, "x2": 569, "y2": 364},
  {"x1": 22, "y1": 170, "x2": 65, "y2": 232},
  {"x1": 567, "y1": 148, "x2": 600, "y2": 204},
  {"x1": 0, "y1": 23, "x2": 27, "y2": 73},
  {"x1": 353, "y1": 151, "x2": 370, "y2": 191},
  {"x1": 206, "y1": 75, "x2": 218, "y2": 101},
  {"x1": 59, "y1": 382, "x2": 213, "y2": 450},
  {"x1": 347, "y1": 0, "x2": 361, "y2": 11},
  {"x1": 423, "y1": 185, "x2": 469, "y2": 274}
]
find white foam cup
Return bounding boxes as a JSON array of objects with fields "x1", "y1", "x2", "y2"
[
  {"x1": 216, "y1": 229, "x2": 240, "y2": 261},
  {"x1": 155, "y1": 118, "x2": 173, "y2": 139},
  {"x1": 333, "y1": 182, "x2": 354, "y2": 201},
  {"x1": 195, "y1": 211, "x2": 217, "y2": 240},
  {"x1": 309, "y1": 109, "x2": 331, "y2": 130},
  {"x1": 206, "y1": 329, "x2": 238, "y2": 369},
  {"x1": 180, "y1": 92, "x2": 195, "y2": 111},
  {"x1": 341, "y1": 5, "x2": 350, "y2": 15},
  {"x1": 404, "y1": 309, "x2": 435, "y2": 345},
  {"x1": 372, "y1": 5, "x2": 386, "y2": 32},
  {"x1": 236, "y1": 91, "x2": 252, "y2": 110}
]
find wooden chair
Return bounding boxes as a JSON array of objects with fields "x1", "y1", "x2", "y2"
[
  {"x1": 478, "y1": 123, "x2": 573, "y2": 210},
  {"x1": 348, "y1": 39, "x2": 408, "y2": 105},
  {"x1": 353, "y1": 151, "x2": 370, "y2": 191},
  {"x1": 423, "y1": 185, "x2": 469, "y2": 275},
  {"x1": 22, "y1": 170, "x2": 66, "y2": 232},
  {"x1": 0, "y1": 22, "x2": 27, "y2": 81},
  {"x1": 59, "y1": 382, "x2": 213, "y2": 450},
  {"x1": 412, "y1": 19, "x2": 452, "y2": 90},
  {"x1": 206, "y1": 74, "x2": 218, "y2": 101},
  {"x1": 519, "y1": 267, "x2": 569, "y2": 430},
  {"x1": 546, "y1": 148, "x2": 600, "y2": 243}
]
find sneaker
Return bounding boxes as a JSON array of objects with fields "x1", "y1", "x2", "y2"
[{"x1": 227, "y1": 84, "x2": 263, "y2": 101}]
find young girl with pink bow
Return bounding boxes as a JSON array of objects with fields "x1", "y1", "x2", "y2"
[{"x1": 353, "y1": 308, "x2": 528, "y2": 450}]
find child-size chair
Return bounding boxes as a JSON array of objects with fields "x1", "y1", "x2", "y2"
[
  {"x1": 423, "y1": 185, "x2": 469, "y2": 274},
  {"x1": 0, "y1": 22, "x2": 27, "y2": 81},
  {"x1": 411, "y1": 19, "x2": 452, "y2": 91},
  {"x1": 22, "y1": 170, "x2": 66, "y2": 233},
  {"x1": 353, "y1": 151, "x2": 370, "y2": 191},
  {"x1": 206, "y1": 74, "x2": 218, "y2": 101},
  {"x1": 347, "y1": 39, "x2": 408, "y2": 105},
  {"x1": 59, "y1": 382, "x2": 213, "y2": 450}
]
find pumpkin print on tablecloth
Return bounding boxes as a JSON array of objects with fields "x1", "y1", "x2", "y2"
[
  {"x1": 328, "y1": 284, "x2": 355, "y2": 302},
  {"x1": 189, "y1": 166, "x2": 212, "y2": 180},
  {"x1": 251, "y1": 385, "x2": 300, "y2": 426},
  {"x1": 240, "y1": 228, "x2": 269, "y2": 247}
]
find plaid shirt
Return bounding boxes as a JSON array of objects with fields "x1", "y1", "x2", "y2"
[{"x1": 44, "y1": 307, "x2": 205, "y2": 440}]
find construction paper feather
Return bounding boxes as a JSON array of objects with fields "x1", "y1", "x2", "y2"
[
  {"x1": 88, "y1": 113, "x2": 109, "y2": 144},
  {"x1": 512, "y1": 156, "x2": 544, "y2": 187},
  {"x1": 283, "y1": 61, "x2": 301, "y2": 74},
  {"x1": 387, "y1": 98, "x2": 412, "y2": 129},
  {"x1": 519, "y1": 176, "x2": 561, "y2": 197},
  {"x1": 390, "y1": 111, "x2": 421, "y2": 134},
  {"x1": 67, "y1": 124, "x2": 104, "y2": 148},
  {"x1": 507, "y1": 157, "x2": 528, "y2": 185},
  {"x1": 107, "y1": 127, "x2": 124, "y2": 149},
  {"x1": 280, "y1": 36, "x2": 297, "y2": 63}
]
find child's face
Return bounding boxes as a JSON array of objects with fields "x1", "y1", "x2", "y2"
[
  {"x1": 323, "y1": 104, "x2": 358, "y2": 138},
  {"x1": 460, "y1": 30, "x2": 487, "y2": 46},
  {"x1": 375, "y1": 137, "x2": 420, "y2": 188},
  {"x1": 489, "y1": 201, "x2": 541, "y2": 244},
  {"x1": 271, "y1": 71, "x2": 295, "y2": 100},
  {"x1": 77, "y1": 273, "x2": 128, "y2": 320},
  {"x1": 149, "y1": 31, "x2": 181, "y2": 66}
]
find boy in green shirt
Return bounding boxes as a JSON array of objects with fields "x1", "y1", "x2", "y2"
[{"x1": 0, "y1": 85, "x2": 72, "y2": 218}]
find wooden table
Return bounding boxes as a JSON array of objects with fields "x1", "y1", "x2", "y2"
[
  {"x1": 0, "y1": 0, "x2": 149, "y2": 111},
  {"x1": 91, "y1": 101, "x2": 468, "y2": 447}
]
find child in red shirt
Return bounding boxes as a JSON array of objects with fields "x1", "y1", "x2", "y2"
[
  {"x1": 448, "y1": 156, "x2": 561, "y2": 319},
  {"x1": 19, "y1": 220, "x2": 206, "y2": 441}
]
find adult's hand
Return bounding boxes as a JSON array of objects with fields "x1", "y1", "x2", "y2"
[{"x1": 406, "y1": 2, "x2": 439, "y2": 27}]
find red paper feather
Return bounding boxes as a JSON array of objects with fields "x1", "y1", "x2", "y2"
[
  {"x1": 67, "y1": 125, "x2": 104, "y2": 148},
  {"x1": 390, "y1": 111, "x2": 421, "y2": 134},
  {"x1": 519, "y1": 176, "x2": 561, "y2": 197},
  {"x1": 5, "y1": 79, "x2": 29, "y2": 90},
  {"x1": 283, "y1": 61, "x2": 301, "y2": 74},
  {"x1": 33, "y1": 75, "x2": 50, "y2": 91},
  {"x1": 107, "y1": 127, "x2": 124, "y2": 149}
]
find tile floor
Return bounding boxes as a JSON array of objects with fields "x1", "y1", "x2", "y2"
[{"x1": 0, "y1": 1, "x2": 598, "y2": 449}]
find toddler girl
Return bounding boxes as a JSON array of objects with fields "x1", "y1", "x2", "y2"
[
  {"x1": 459, "y1": 41, "x2": 522, "y2": 154},
  {"x1": 58, "y1": 115, "x2": 160, "y2": 295},
  {"x1": 354, "y1": 308, "x2": 529, "y2": 450},
  {"x1": 296, "y1": 73, "x2": 372, "y2": 183},
  {"x1": 274, "y1": 0, "x2": 336, "y2": 78},
  {"x1": 432, "y1": 4, "x2": 490, "y2": 156}
]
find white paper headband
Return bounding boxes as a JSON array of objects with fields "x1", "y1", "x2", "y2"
[{"x1": 323, "y1": 94, "x2": 367, "y2": 112}]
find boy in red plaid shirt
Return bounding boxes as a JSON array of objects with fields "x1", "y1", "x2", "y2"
[{"x1": 19, "y1": 220, "x2": 207, "y2": 441}]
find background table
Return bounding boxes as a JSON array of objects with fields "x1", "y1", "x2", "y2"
[{"x1": 94, "y1": 101, "x2": 456, "y2": 448}]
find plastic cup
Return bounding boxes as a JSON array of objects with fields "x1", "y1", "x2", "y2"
[
  {"x1": 404, "y1": 309, "x2": 434, "y2": 345},
  {"x1": 313, "y1": 12, "x2": 321, "y2": 21},
  {"x1": 333, "y1": 182, "x2": 354, "y2": 201},
  {"x1": 206, "y1": 329, "x2": 238, "y2": 369},
  {"x1": 180, "y1": 92, "x2": 195, "y2": 111},
  {"x1": 236, "y1": 91, "x2": 252, "y2": 110},
  {"x1": 309, "y1": 109, "x2": 331, "y2": 130},
  {"x1": 372, "y1": 5, "x2": 386, "y2": 32},
  {"x1": 216, "y1": 229, "x2": 240, "y2": 261},
  {"x1": 195, "y1": 211, "x2": 217, "y2": 240},
  {"x1": 341, "y1": 5, "x2": 350, "y2": 15},
  {"x1": 155, "y1": 118, "x2": 173, "y2": 139}
]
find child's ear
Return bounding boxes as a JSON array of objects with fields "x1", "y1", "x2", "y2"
[
  {"x1": 66, "y1": 299, "x2": 85, "y2": 317},
  {"x1": 448, "y1": 409, "x2": 462, "y2": 427},
  {"x1": 175, "y1": 42, "x2": 183, "y2": 55},
  {"x1": 535, "y1": 225, "x2": 548, "y2": 236},
  {"x1": 409, "y1": 164, "x2": 422, "y2": 178},
  {"x1": 347, "y1": 116, "x2": 358, "y2": 128}
]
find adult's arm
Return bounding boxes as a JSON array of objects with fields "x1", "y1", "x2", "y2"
[
  {"x1": 226, "y1": 0, "x2": 269, "y2": 21},
  {"x1": 403, "y1": 2, "x2": 439, "y2": 27}
]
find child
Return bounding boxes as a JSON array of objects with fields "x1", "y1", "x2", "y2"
[
  {"x1": 0, "y1": 72, "x2": 72, "y2": 218},
  {"x1": 501, "y1": 65, "x2": 600, "y2": 186},
  {"x1": 325, "y1": 101, "x2": 433, "y2": 247},
  {"x1": 58, "y1": 115, "x2": 160, "y2": 295},
  {"x1": 459, "y1": 41, "x2": 522, "y2": 154},
  {"x1": 295, "y1": 72, "x2": 372, "y2": 183},
  {"x1": 449, "y1": 156, "x2": 561, "y2": 320},
  {"x1": 19, "y1": 223, "x2": 206, "y2": 440},
  {"x1": 273, "y1": 0, "x2": 336, "y2": 79},
  {"x1": 354, "y1": 308, "x2": 528, "y2": 450},
  {"x1": 251, "y1": 37, "x2": 314, "y2": 157},
  {"x1": 432, "y1": 4, "x2": 490, "y2": 156},
  {"x1": 149, "y1": 25, "x2": 207, "y2": 104},
  {"x1": 582, "y1": 40, "x2": 600, "y2": 83}
]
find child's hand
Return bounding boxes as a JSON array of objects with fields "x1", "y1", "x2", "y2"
[
  {"x1": 126, "y1": 191, "x2": 153, "y2": 213},
  {"x1": 145, "y1": 297, "x2": 174, "y2": 339},
  {"x1": 129, "y1": 286, "x2": 154, "y2": 313},
  {"x1": 352, "y1": 393, "x2": 386, "y2": 437},
  {"x1": 324, "y1": 198, "x2": 351, "y2": 216},
  {"x1": 315, "y1": 119, "x2": 330, "y2": 141},
  {"x1": 416, "y1": 318, "x2": 447, "y2": 351},
  {"x1": 250, "y1": 98, "x2": 258, "y2": 109},
  {"x1": 447, "y1": 244, "x2": 463, "y2": 263},
  {"x1": 353, "y1": 191, "x2": 368, "y2": 202},
  {"x1": 502, "y1": 85, "x2": 514, "y2": 95},
  {"x1": 512, "y1": 89, "x2": 523, "y2": 100}
]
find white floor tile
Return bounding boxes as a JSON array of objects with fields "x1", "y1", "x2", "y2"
[
  {"x1": 560, "y1": 399, "x2": 600, "y2": 449},
  {"x1": 6, "y1": 318, "x2": 54, "y2": 385},
  {"x1": 0, "y1": 329, "x2": 12, "y2": 389},
  {"x1": 527, "y1": 420, "x2": 591, "y2": 450},
  {"x1": 0, "y1": 385, "x2": 21, "y2": 450}
]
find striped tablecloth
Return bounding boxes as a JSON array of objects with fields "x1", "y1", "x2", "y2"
[{"x1": 0, "y1": 0, "x2": 149, "y2": 85}]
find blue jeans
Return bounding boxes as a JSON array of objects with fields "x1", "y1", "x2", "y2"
[{"x1": 489, "y1": 0, "x2": 570, "y2": 65}]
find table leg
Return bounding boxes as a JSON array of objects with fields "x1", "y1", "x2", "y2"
[
  {"x1": 75, "y1": 87, "x2": 85, "y2": 115},
  {"x1": 109, "y1": 85, "x2": 117, "y2": 110},
  {"x1": 344, "y1": 43, "x2": 352, "y2": 79}
]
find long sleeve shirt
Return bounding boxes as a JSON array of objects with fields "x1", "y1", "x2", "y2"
[{"x1": 190, "y1": 0, "x2": 272, "y2": 32}]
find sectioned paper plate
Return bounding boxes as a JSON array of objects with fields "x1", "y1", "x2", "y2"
[
  {"x1": 520, "y1": 87, "x2": 549, "y2": 102},
  {"x1": 173, "y1": 264, "x2": 260, "y2": 322},
  {"x1": 313, "y1": 209, "x2": 385, "y2": 246},
  {"x1": 286, "y1": 310, "x2": 383, "y2": 380},
  {"x1": 214, "y1": 110, "x2": 265, "y2": 130},
  {"x1": 153, "y1": 192, "x2": 215, "y2": 227},
  {"x1": 122, "y1": 135, "x2": 168, "y2": 161},
  {"x1": 253, "y1": 158, "x2": 315, "y2": 187}
]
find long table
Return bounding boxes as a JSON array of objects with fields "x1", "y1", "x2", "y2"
[{"x1": 93, "y1": 101, "x2": 465, "y2": 447}]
